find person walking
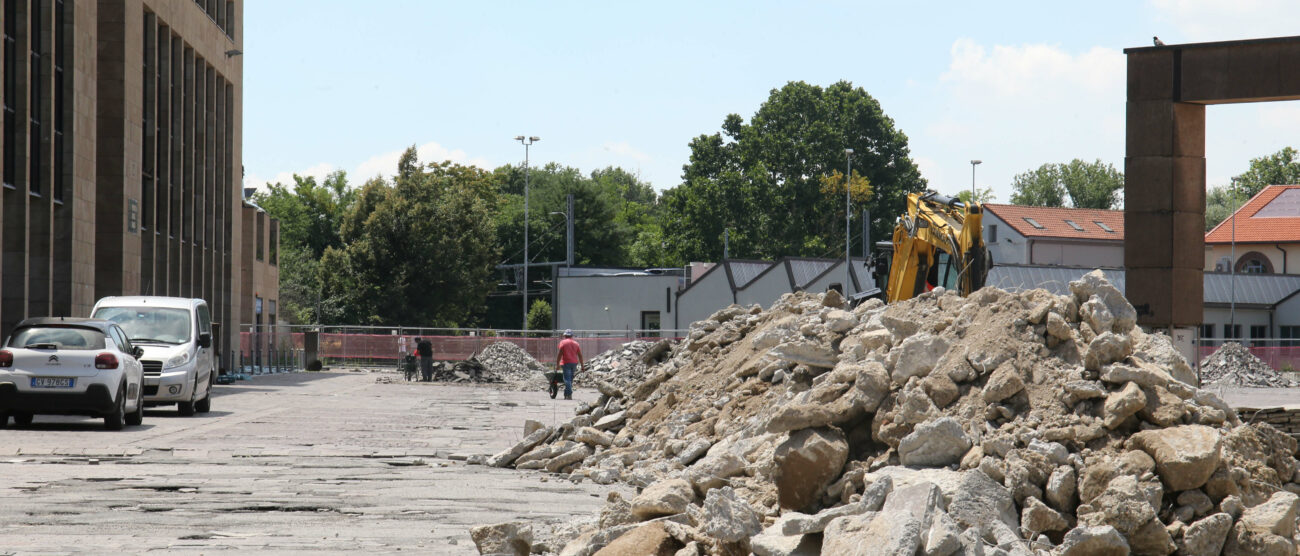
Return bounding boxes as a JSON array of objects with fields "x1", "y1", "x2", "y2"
[
  {"x1": 554, "y1": 329, "x2": 585, "y2": 400},
  {"x1": 415, "y1": 336, "x2": 434, "y2": 381}
]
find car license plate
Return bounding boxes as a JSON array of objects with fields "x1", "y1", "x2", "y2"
[{"x1": 31, "y1": 377, "x2": 74, "y2": 388}]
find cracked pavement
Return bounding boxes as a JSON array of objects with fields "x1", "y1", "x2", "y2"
[{"x1": 0, "y1": 370, "x2": 625, "y2": 554}]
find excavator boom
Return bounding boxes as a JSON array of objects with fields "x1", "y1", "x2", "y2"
[{"x1": 885, "y1": 191, "x2": 989, "y2": 302}]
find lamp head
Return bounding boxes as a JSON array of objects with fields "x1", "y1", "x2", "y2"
[
  {"x1": 529, "y1": 136, "x2": 541, "y2": 142},
  {"x1": 514, "y1": 136, "x2": 525, "y2": 141},
  {"x1": 845, "y1": 148, "x2": 854, "y2": 154},
  {"x1": 971, "y1": 159, "x2": 983, "y2": 165}
]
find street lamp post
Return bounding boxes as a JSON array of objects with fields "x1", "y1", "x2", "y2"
[
  {"x1": 515, "y1": 135, "x2": 540, "y2": 332},
  {"x1": 845, "y1": 148, "x2": 854, "y2": 295},
  {"x1": 970, "y1": 160, "x2": 982, "y2": 202},
  {"x1": 1230, "y1": 177, "x2": 1239, "y2": 340}
]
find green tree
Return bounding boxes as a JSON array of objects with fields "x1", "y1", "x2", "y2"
[
  {"x1": 955, "y1": 187, "x2": 996, "y2": 205},
  {"x1": 1233, "y1": 146, "x2": 1300, "y2": 199},
  {"x1": 663, "y1": 81, "x2": 925, "y2": 262},
  {"x1": 320, "y1": 148, "x2": 501, "y2": 326},
  {"x1": 1204, "y1": 185, "x2": 1240, "y2": 231},
  {"x1": 1009, "y1": 159, "x2": 1123, "y2": 209},
  {"x1": 526, "y1": 299, "x2": 552, "y2": 332},
  {"x1": 252, "y1": 172, "x2": 358, "y2": 324}
]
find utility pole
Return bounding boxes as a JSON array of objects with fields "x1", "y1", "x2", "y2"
[
  {"x1": 845, "y1": 148, "x2": 854, "y2": 295},
  {"x1": 515, "y1": 136, "x2": 540, "y2": 332}
]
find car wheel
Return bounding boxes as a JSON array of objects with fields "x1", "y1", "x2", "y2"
[
  {"x1": 104, "y1": 385, "x2": 126, "y2": 431},
  {"x1": 195, "y1": 376, "x2": 211, "y2": 413},
  {"x1": 177, "y1": 377, "x2": 197, "y2": 416},
  {"x1": 0, "y1": 412, "x2": 8, "y2": 428},
  {"x1": 125, "y1": 386, "x2": 144, "y2": 426},
  {"x1": 12, "y1": 412, "x2": 33, "y2": 426}
]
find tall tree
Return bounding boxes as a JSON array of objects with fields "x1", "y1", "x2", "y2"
[
  {"x1": 1009, "y1": 159, "x2": 1123, "y2": 209},
  {"x1": 319, "y1": 148, "x2": 501, "y2": 326},
  {"x1": 1233, "y1": 146, "x2": 1300, "y2": 199},
  {"x1": 252, "y1": 172, "x2": 357, "y2": 323},
  {"x1": 663, "y1": 81, "x2": 925, "y2": 262}
]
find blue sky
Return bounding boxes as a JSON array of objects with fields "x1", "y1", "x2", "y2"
[{"x1": 244, "y1": 1, "x2": 1300, "y2": 203}]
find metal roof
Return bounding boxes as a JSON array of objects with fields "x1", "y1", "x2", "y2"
[
  {"x1": 788, "y1": 259, "x2": 837, "y2": 289},
  {"x1": 728, "y1": 261, "x2": 773, "y2": 289},
  {"x1": 986, "y1": 265, "x2": 1300, "y2": 307}
]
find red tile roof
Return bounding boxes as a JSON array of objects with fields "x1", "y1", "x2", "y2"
[
  {"x1": 1205, "y1": 185, "x2": 1300, "y2": 244},
  {"x1": 983, "y1": 204, "x2": 1124, "y2": 241}
]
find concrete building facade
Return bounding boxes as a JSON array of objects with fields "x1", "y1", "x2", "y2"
[
  {"x1": 1, "y1": 0, "x2": 268, "y2": 371},
  {"x1": 982, "y1": 204, "x2": 1124, "y2": 268}
]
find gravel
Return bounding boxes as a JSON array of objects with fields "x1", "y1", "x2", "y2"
[{"x1": 1200, "y1": 342, "x2": 1296, "y2": 388}]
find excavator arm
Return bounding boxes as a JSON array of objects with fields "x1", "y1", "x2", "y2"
[{"x1": 885, "y1": 191, "x2": 989, "y2": 302}]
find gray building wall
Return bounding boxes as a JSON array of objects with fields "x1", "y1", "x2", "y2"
[
  {"x1": 555, "y1": 274, "x2": 679, "y2": 334},
  {"x1": 675, "y1": 265, "x2": 735, "y2": 330}
]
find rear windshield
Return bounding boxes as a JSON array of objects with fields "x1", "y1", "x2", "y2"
[
  {"x1": 92, "y1": 307, "x2": 192, "y2": 345},
  {"x1": 8, "y1": 327, "x2": 107, "y2": 350}
]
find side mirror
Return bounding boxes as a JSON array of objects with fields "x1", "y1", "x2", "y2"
[
  {"x1": 198, "y1": 333, "x2": 212, "y2": 349},
  {"x1": 133, "y1": 346, "x2": 144, "y2": 359}
]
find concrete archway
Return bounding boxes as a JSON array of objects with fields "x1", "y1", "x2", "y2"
[{"x1": 1124, "y1": 36, "x2": 1300, "y2": 328}]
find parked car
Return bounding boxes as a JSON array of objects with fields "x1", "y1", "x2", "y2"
[
  {"x1": 0, "y1": 317, "x2": 145, "y2": 430},
  {"x1": 91, "y1": 297, "x2": 215, "y2": 416}
]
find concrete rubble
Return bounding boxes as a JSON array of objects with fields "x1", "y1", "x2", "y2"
[
  {"x1": 472, "y1": 269, "x2": 1300, "y2": 555},
  {"x1": 1199, "y1": 342, "x2": 1296, "y2": 388}
]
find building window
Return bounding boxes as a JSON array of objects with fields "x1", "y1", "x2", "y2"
[
  {"x1": 1222, "y1": 324, "x2": 1241, "y2": 340},
  {"x1": 269, "y1": 221, "x2": 278, "y2": 266},
  {"x1": 52, "y1": 0, "x2": 66, "y2": 201},
  {"x1": 1282, "y1": 326, "x2": 1300, "y2": 347},
  {"x1": 28, "y1": 0, "x2": 41, "y2": 197},
  {"x1": 1235, "y1": 252, "x2": 1274, "y2": 274},
  {"x1": 1201, "y1": 324, "x2": 1214, "y2": 339},
  {"x1": 641, "y1": 311, "x2": 661, "y2": 337},
  {"x1": 988, "y1": 225, "x2": 997, "y2": 243},
  {"x1": 1094, "y1": 221, "x2": 1115, "y2": 233},
  {"x1": 1065, "y1": 219, "x2": 1084, "y2": 231},
  {"x1": 3, "y1": 0, "x2": 16, "y2": 189},
  {"x1": 1022, "y1": 217, "x2": 1045, "y2": 229},
  {"x1": 1250, "y1": 325, "x2": 1268, "y2": 347},
  {"x1": 255, "y1": 211, "x2": 264, "y2": 261}
]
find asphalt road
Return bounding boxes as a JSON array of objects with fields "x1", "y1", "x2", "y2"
[{"x1": 0, "y1": 370, "x2": 624, "y2": 554}]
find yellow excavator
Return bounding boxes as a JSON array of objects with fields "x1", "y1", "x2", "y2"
[{"x1": 883, "y1": 191, "x2": 990, "y2": 302}]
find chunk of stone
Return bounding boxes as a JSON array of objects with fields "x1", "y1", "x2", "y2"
[
  {"x1": 470, "y1": 521, "x2": 533, "y2": 556},
  {"x1": 1046, "y1": 311, "x2": 1072, "y2": 341},
  {"x1": 947, "y1": 469, "x2": 1020, "y2": 537},
  {"x1": 524, "y1": 419, "x2": 544, "y2": 436},
  {"x1": 631, "y1": 478, "x2": 695, "y2": 519},
  {"x1": 750, "y1": 527, "x2": 820, "y2": 556},
  {"x1": 1239, "y1": 490, "x2": 1300, "y2": 538},
  {"x1": 1058, "y1": 525, "x2": 1129, "y2": 556},
  {"x1": 488, "y1": 426, "x2": 552, "y2": 468},
  {"x1": 1103, "y1": 381, "x2": 1146, "y2": 429},
  {"x1": 859, "y1": 328, "x2": 894, "y2": 352},
  {"x1": 1077, "y1": 475, "x2": 1156, "y2": 537},
  {"x1": 898, "y1": 417, "x2": 972, "y2": 468},
  {"x1": 1085, "y1": 332, "x2": 1133, "y2": 371},
  {"x1": 1177, "y1": 489, "x2": 1214, "y2": 517},
  {"x1": 675, "y1": 438, "x2": 711, "y2": 466},
  {"x1": 1047, "y1": 465, "x2": 1078, "y2": 512},
  {"x1": 593, "y1": 522, "x2": 683, "y2": 556},
  {"x1": 1069, "y1": 269, "x2": 1136, "y2": 333},
  {"x1": 778, "y1": 476, "x2": 893, "y2": 535},
  {"x1": 822, "y1": 482, "x2": 944, "y2": 556},
  {"x1": 1027, "y1": 439, "x2": 1070, "y2": 466},
  {"x1": 1128, "y1": 425, "x2": 1222, "y2": 492},
  {"x1": 774, "y1": 427, "x2": 849, "y2": 510},
  {"x1": 593, "y1": 410, "x2": 627, "y2": 431},
  {"x1": 544, "y1": 445, "x2": 593, "y2": 473},
  {"x1": 698, "y1": 486, "x2": 762, "y2": 543},
  {"x1": 823, "y1": 309, "x2": 857, "y2": 333},
  {"x1": 1021, "y1": 496, "x2": 1068, "y2": 534},
  {"x1": 770, "y1": 341, "x2": 838, "y2": 369},
  {"x1": 1128, "y1": 516, "x2": 1175, "y2": 556},
  {"x1": 1064, "y1": 380, "x2": 1106, "y2": 402},
  {"x1": 1100, "y1": 362, "x2": 1174, "y2": 389},
  {"x1": 920, "y1": 373, "x2": 960, "y2": 409},
  {"x1": 981, "y1": 362, "x2": 1025, "y2": 404},
  {"x1": 892, "y1": 334, "x2": 952, "y2": 385},
  {"x1": 576, "y1": 427, "x2": 614, "y2": 447},
  {"x1": 1179, "y1": 513, "x2": 1233, "y2": 556},
  {"x1": 1137, "y1": 384, "x2": 1186, "y2": 427}
]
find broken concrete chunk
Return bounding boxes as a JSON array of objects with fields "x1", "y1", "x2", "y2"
[
  {"x1": 1102, "y1": 381, "x2": 1146, "y2": 429},
  {"x1": 898, "y1": 417, "x2": 972, "y2": 468},
  {"x1": 631, "y1": 478, "x2": 695, "y2": 520},
  {"x1": 470, "y1": 521, "x2": 533, "y2": 556},
  {"x1": 1058, "y1": 524, "x2": 1129, "y2": 556},
  {"x1": 774, "y1": 427, "x2": 849, "y2": 511},
  {"x1": 1128, "y1": 425, "x2": 1222, "y2": 492}
]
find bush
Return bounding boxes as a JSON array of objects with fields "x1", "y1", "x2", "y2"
[{"x1": 527, "y1": 299, "x2": 552, "y2": 334}]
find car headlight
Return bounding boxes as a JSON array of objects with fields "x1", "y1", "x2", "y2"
[{"x1": 164, "y1": 350, "x2": 192, "y2": 369}]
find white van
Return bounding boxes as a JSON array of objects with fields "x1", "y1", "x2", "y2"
[{"x1": 90, "y1": 297, "x2": 215, "y2": 416}]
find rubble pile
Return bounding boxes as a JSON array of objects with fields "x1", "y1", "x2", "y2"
[
  {"x1": 471, "y1": 342, "x2": 549, "y2": 390},
  {"x1": 574, "y1": 340, "x2": 676, "y2": 392},
  {"x1": 474, "y1": 270, "x2": 1300, "y2": 556},
  {"x1": 1200, "y1": 342, "x2": 1296, "y2": 388}
]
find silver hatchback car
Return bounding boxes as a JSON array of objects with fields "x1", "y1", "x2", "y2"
[{"x1": 0, "y1": 318, "x2": 146, "y2": 430}]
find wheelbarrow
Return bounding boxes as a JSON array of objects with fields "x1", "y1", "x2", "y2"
[
  {"x1": 544, "y1": 369, "x2": 563, "y2": 399},
  {"x1": 400, "y1": 355, "x2": 418, "y2": 382}
]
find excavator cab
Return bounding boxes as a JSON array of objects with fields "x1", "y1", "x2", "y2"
[{"x1": 884, "y1": 191, "x2": 990, "y2": 303}]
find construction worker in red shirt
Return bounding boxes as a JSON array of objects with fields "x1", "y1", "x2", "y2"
[{"x1": 554, "y1": 329, "x2": 585, "y2": 400}]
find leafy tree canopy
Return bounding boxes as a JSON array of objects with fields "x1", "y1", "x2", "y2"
[
  {"x1": 1009, "y1": 159, "x2": 1123, "y2": 209},
  {"x1": 663, "y1": 80, "x2": 925, "y2": 263},
  {"x1": 1233, "y1": 146, "x2": 1300, "y2": 199}
]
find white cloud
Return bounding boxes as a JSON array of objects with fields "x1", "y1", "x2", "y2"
[
  {"x1": 351, "y1": 141, "x2": 491, "y2": 182},
  {"x1": 243, "y1": 162, "x2": 336, "y2": 194},
  {"x1": 1149, "y1": 0, "x2": 1300, "y2": 41},
  {"x1": 918, "y1": 39, "x2": 1126, "y2": 201}
]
